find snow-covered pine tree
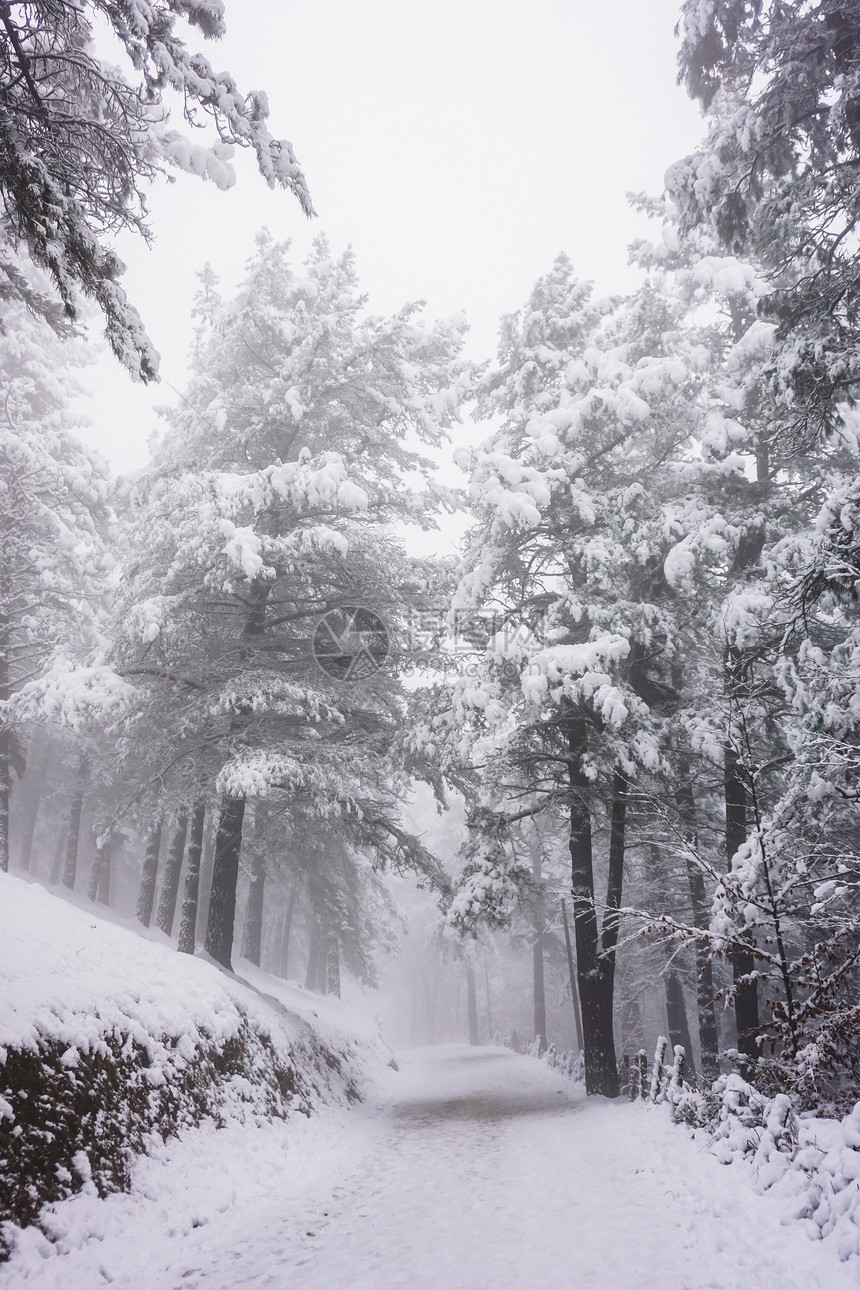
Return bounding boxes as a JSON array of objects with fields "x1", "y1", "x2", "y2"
[
  {"x1": 0, "y1": 0, "x2": 312, "y2": 378},
  {"x1": 0, "y1": 285, "x2": 112, "y2": 870},
  {"x1": 105, "y1": 234, "x2": 466, "y2": 969},
  {"x1": 630, "y1": 191, "x2": 860, "y2": 1072},
  {"x1": 435, "y1": 256, "x2": 707, "y2": 1096}
]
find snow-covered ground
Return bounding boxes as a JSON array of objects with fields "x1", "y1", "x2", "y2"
[
  {"x1": 5, "y1": 1044, "x2": 857, "y2": 1289},
  {"x1": 0, "y1": 873, "x2": 382, "y2": 1073}
]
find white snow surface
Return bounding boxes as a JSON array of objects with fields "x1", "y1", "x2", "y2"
[
  {"x1": 4, "y1": 1044, "x2": 857, "y2": 1290},
  {"x1": 0, "y1": 874, "x2": 382, "y2": 1070}
]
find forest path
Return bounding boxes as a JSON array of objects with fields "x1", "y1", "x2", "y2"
[{"x1": 172, "y1": 1044, "x2": 853, "y2": 1290}]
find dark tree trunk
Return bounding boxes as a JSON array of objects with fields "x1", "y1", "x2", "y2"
[
  {"x1": 675, "y1": 760, "x2": 720, "y2": 1077},
  {"x1": 156, "y1": 812, "x2": 189, "y2": 937},
  {"x1": 725, "y1": 737, "x2": 760, "y2": 1066},
  {"x1": 315, "y1": 926, "x2": 329, "y2": 993},
  {"x1": 0, "y1": 605, "x2": 9, "y2": 873},
  {"x1": 278, "y1": 880, "x2": 297, "y2": 976},
  {"x1": 49, "y1": 824, "x2": 67, "y2": 885},
  {"x1": 530, "y1": 832, "x2": 547, "y2": 1051},
  {"x1": 566, "y1": 713, "x2": 619, "y2": 1096},
  {"x1": 484, "y1": 959, "x2": 494, "y2": 1039},
  {"x1": 196, "y1": 820, "x2": 216, "y2": 936},
  {"x1": 305, "y1": 918, "x2": 321, "y2": 990},
  {"x1": 326, "y1": 936, "x2": 341, "y2": 998},
  {"x1": 466, "y1": 963, "x2": 479, "y2": 1045},
  {"x1": 561, "y1": 897, "x2": 584, "y2": 1052},
  {"x1": 665, "y1": 970, "x2": 696, "y2": 1077},
  {"x1": 202, "y1": 579, "x2": 271, "y2": 968},
  {"x1": 204, "y1": 796, "x2": 246, "y2": 971},
  {"x1": 136, "y1": 820, "x2": 163, "y2": 927},
  {"x1": 62, "y1": 756, "x2": 88, "y2": 890},
  {"x1": 178, "y1": 802, "x2": 206, "y2": 955},
  {"x1": 241, "y1": 803, "x2": 267, "y2": 966},
  {"x1": 18, "y1": 742, "x2": 51, "y2": 873},
  {"x1": 97, "y1": 838, "x2": 112, "y2": 905},
  {"x1": 87, "y1": 834, "x2": 112, "y2": 904}
]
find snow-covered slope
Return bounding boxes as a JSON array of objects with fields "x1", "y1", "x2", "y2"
[{"x1": 0, "y1": 873, "x2": 388, "y2": 1257}]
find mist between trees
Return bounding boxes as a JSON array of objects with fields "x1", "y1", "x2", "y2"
[{"x1": 7, "y1": 0, "x2": 860, "y2": 1114}]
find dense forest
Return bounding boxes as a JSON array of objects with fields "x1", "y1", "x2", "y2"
[{"x1": 6, "y1": 0, "x2": 860, "y2": 1140}]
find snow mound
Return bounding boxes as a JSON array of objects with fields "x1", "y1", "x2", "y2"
[{"x1": 0, "y1": 874, "x2": 388, "y2": 1259}]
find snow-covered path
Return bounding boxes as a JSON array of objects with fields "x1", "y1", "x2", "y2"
[{"x1": 5, "y1": 1045, "x2": 859, "y2": 1289}]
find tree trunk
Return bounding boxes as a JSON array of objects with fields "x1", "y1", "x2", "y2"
[
  {"x1": 203, "y1": 579, "x2": 271, "y2": 969},
  {"x1": 62, "y1": 755, "x2": 88, "y2": 890},
  {"x1": 178, "y1": 802, "x2": 206, "y2": 955},
  {"x1": 305, "y1": 918, "x2": 321, "y2": 990},
  {"x1": 530, "y1": 831, "x2": 547, "y2": 1051},
  {"x1": 156, "y1": 812, "x2": 189, "y2": 937},
  {"x1": 0, "y1": 604, "x2": 9, "y2": 873},
  {"x1": 18, "y1": 741, "x2": 51, "y2": 873},
  {"x1": 278, "y1": 880, "x2": 297, "y2": 976},
  {"x1": 204, "y1": 796, "x2": 246, "y2": 971},
  {"x1": 567, "y1": 713, "x2": 619, "y2": 1096},
  {"x1": 49, "y1": 824, "x2": 68, "y2": 885},
  {"x1": 315, "y1": 926, "x2": 329, "y2": 993},
  {"x1": 87, "y1": 834, "x2": 112, "y2": 904},
  {"x1": 241, "y1": 803, "x2": 267, "y2": 966},
  {"x1": 136, "y1": 820, "x2": 163, "y2": 927},
  {"x1": 561, "y1": 897, "x2": 584, "y2": 1052},
  {"x1": 466, "y1": 963, "x2": 479, "y2": 1045},
  {"x1": 484, "y1": 959, "x2": 494, "y2": 1039},
  {"x1": 675, "y1": 759, "x2": 720, "y2": 1077},
  {"x1": 97, "y1": 837, "x2": 112, "y2": 905},
  {"x1": 725, "y1": 736, "x2": 760, "y2": 1066},
  {"x1": 326, "y1": 936, "x2": 341, "y2": 998},
  {"x1": 665, "y1": 970, "x2": 696, "y2": 1078}
]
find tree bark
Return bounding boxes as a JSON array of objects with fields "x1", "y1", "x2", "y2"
[
  {"x1": 675, "y1": 760, "x2": 720, "y2": 1077},
  {"x1": 204, "y1": 796, "x2": 246, "y2": 971},
  {"x1": 567, "y1": 712, "x2": 619, "y2": 1096},
  {"x1": 466, "y1": 963, "x2": 480, "y2": 1045},
  {"x1": 665, "y1": 970, "x2": 696, "y2": 1077},
  {"x1": 484, "y1": 959, "x2": 494, "y2": 1039},
  {"x1": 0, "y1": 591, "x2": 9, "y2": 873},
  {"x1": 305, "y1": 918, "x2": 321, "y2": 990},
  {"x1": 278, "y1": 880, "x2": 297, "y2": 976},
  {"x1": 326, "y1": 936, "x2": 341, "y2": 998},
  {"x1": 48, "y1": 824, "x2": 67, "y2": 885},
  {"x1": 241, "y1": 802, "x2": 267, "y2": 966},
  {"x1": 529, "y1": 831, "x2": 547, "y2": 1051},
  {"x1": 204, "y1": 578, "x2": 271, "y2": 968},
  {"x1": 135, "y1": 820, "x2": 163, "y2": 927},
  {"x1": 178, "y1": 802, "x2": 206, "y2": 955},
  {"x1": 62, "y1": 755, "x2": 88, "y2": 890},
  {"x1": 87, "y1": 834, "x2": 112, "y2": 904},
  {"x1": 156, "y1": 812, "x2": 189, "y2": 937},
  {"x1": 97, "y1": 836, "x2": 112, "y2": 905},
  {"x1": 725, "y1": 735, "x2": 760, "y2": 1066},
  {"x1": 18, "y1": 741, "x2": 51, "y2": 873},
  {"x1": 561, "y1": 897, "x2": 584, "y2": 1052}
]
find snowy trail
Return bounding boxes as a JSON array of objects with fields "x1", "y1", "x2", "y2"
[{"x1": 5, "y1": 1045, "x2": 859, "y2": 1290}]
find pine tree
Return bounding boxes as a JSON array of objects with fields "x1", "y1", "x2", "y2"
[
  {"x1": 0, "y1": 287, "x2": 112, "y2": 870},
  {"x1": 0, "y1": 1, "x2": 312, "y2": 378},
  {"x1": 438, "y1": 257, "x2": 707, "y2": 1095},
  {"x1": 104, "y1": 235, "x2": 465, "y2": 969}
]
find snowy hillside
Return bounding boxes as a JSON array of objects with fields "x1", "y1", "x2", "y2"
[{"x1": 0, "y1": 874, "x2": 389, "y2": 1259}]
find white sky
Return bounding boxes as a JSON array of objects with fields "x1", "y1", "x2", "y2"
[{"x1": 79, "y1": 0, "x2": 705, "y2": 473}]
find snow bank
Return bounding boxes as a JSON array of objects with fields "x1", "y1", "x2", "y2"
[
  {"x1": 647, "y1": 1041, "x2": 860, "y2": 1264},
  {"x1": 0, "y1": 874, "x2": 388, "y2": 1260}
]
